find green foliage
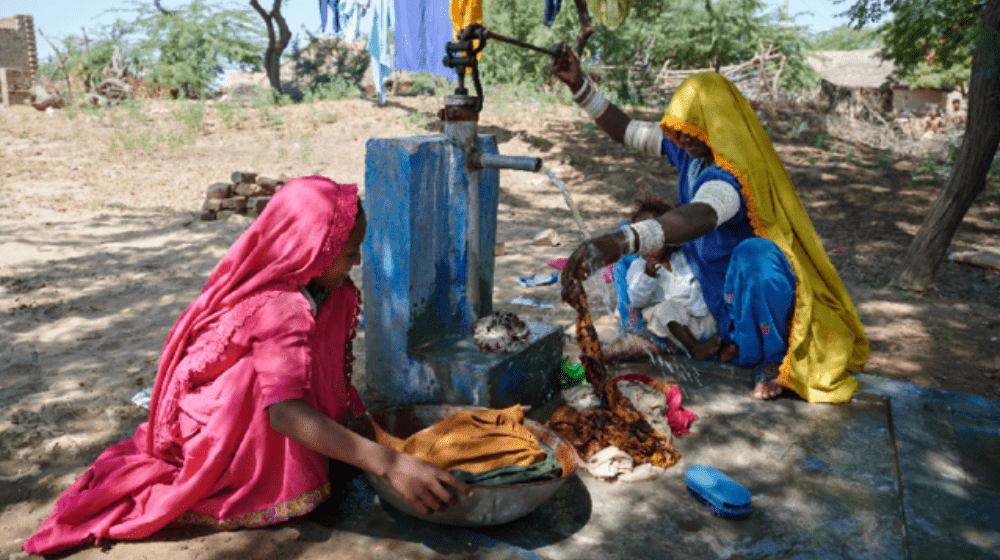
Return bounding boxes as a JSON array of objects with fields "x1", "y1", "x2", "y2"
[
  {"x1": 300, "y1": 74, "x2": 362, "y2": 103},
  {"x1": 898, "y1": 60, "x2": 972, "y2": 89},
  {"x1": 289, "y1": 34, "x2": 369, "y2": 88},
  {"x1": 808, "y1": 24, "x2": 881, "y2": 50},
  {"x1": 480, "y1": 0, "x2": 579, "y2": 85},
  {"x1": 106, "y1": 0, "x2": 265, "y2": 98},
  {"x1": 38, "y1": 32, "x2": 125, "y2": 90},
  {"x1": 597, "y1": 0, "x2": 818, "y2": 92},
  {"x1": 874, "y1": 149, "x2": 893, "y2": 174},
  {"x1": 173, "y1": 101, "x2": 205, "y2": 130},
  {"x1": 299, "y1": 134, "x2": 313, "y2": 163},
  {"x1": 102, "y1": 99, "x2": 196, "y2": 157},
  {"x1": 838, "y1": 0, "x2": 981, "y2": 88},
  {"x1": 481, "y1": 0, "x2": 818, "y2": 99},
  {"x1": 215, "y1": 101, "x2": 248, "y2": 128}
]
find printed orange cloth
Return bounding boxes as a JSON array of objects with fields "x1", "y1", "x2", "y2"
[{"x1": 396, "y1": 405, "x2": 546, "y2": 473}]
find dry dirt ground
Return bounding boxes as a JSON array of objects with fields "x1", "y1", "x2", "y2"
[{"x1": 0, "y1": 91, "x2": 998, "y2": 558}]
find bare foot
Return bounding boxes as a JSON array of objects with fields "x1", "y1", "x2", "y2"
[
  {"x1": 690, "y1": 337, "x2": 721, "y2": 361},
  {"x1": 752, "y1": 363, "x2": 783, "y2": 400},
  {"x1": 752, "y1": 379, "x2": 784, "y2": 400},
  {"x1": 718, "y1": 343, "x2": 738, "y2": 363}
]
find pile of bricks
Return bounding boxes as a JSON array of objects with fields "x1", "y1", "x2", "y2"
[{"x1": 201, "y1": 171, "x2": 289, "y2": 221}]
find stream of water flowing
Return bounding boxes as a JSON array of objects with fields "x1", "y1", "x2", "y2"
[
  {"x1": 537, "y1": 169, "x2": 709, "y2": 386},
  {"x1": 539, "y1": 167, "x2": 616, "y2": 342}
]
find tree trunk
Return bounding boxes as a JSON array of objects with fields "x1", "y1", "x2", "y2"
[
  {"x1": 250, "y1": 0, "x2": 292, "y2": 95},
  {"x1": 571, "y1": 0, "x2": 597, "y2": 60},
  {"x1": 891, "y1": 0, "x2": 1000, "y2": 291}
]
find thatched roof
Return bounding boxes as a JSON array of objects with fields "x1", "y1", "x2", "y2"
[{"x1": 805, "y1": 48, "x2": 901, "y2": 89}]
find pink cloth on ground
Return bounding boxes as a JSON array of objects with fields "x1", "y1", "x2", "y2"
[
  {"x1": 24, "y1": 177, "x2": 365, "y2": 555},
  {"x1": 612, "y1": 373, "x2": 698, "y2": 436}
]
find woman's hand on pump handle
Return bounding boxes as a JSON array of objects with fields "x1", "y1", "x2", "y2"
[{"x1": 550, "y1": 42, "x2": 583, "y2": 91}]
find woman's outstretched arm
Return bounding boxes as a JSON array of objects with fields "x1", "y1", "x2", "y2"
[
  {"x1": 268, "y1": 399, "x2": 473, "y2": 515},
  {"x1": 550, "y1": 42, "x2": 630, "y2": 143}
]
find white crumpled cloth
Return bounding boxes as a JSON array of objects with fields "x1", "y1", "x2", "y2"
[{"x1": 585, "y1": 445, "x2": 666, "y2": 482}]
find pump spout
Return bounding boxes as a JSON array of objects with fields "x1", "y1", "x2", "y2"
[{"x1": 471, "y1": 153, "x2": 542, "y2": 172}]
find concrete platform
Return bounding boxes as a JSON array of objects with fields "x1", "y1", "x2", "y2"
[
  {"x1": 310, "y1": 356, "x2": 999, "y2": 559},
  {"x1": 408, "y1": 319, "x2": 564, "y2": 409}
]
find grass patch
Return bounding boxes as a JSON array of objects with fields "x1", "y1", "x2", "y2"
[
  {"x1": 173, "y1": 101, "x2": 206, "y2": 131},
  {"x1": 299, "y1": 134, "x2": 313, "y2": 163},
  {"x1": 216, "y1": 101, "x2": 249, "y2": 129}
]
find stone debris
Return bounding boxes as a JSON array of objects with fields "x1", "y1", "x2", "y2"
[
  {"x1": 533, "y1": 228, "x2": 561, "y2": 247},
  {"x1": 231, "y1": 171, "x2": 257, "y2": 185},
  {"x1": 206, "y1": 182, "x2": 231, "y2": 199},
  {"x1": 234, "y1": 182, "x2": 268, "y2": 197},
  {"x1": 200, "y1": 171, "x2": 287, "y2": 221}
]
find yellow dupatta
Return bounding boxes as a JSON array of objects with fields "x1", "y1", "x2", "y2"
[
  {"x1": 659, "y1": 72, "x2": 869, "y2": 403},
  {"x1": 449, "y1": 0, "x2": 484, "y2": 70}
]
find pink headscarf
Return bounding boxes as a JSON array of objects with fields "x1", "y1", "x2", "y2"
[{"x1": 147, "y1": 176, "x2": 360, "y2": 459}]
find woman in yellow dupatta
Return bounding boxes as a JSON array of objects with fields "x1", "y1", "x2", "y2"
[{"x1": 551, "y1": 46, "x2": 868, "y2": 403}]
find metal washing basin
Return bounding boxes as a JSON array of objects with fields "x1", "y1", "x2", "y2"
[{"x1": 350, "y1": 403, "x2": 579, "y2": 527}]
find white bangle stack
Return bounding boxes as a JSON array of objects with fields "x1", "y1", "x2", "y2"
[
  {"x1": 624, "y1": 120, "x2": 666, "y2": 156},
  {"x1": 572, "y1": 78, "x2": 610, "y2": 121},
  {"x1": 631, "y1": 219, "x2": 665, "y2": 255},
  {"x1": 620, "y1": 226, "x2": 638, "y2": 255}
]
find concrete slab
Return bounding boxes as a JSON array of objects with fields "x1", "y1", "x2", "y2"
[
  {"x1": 410, "y1": 319, "x2": 564, "y2": 409},
  {"x1": 313, "y1": 356, "x2": 998, "y2": 559}
]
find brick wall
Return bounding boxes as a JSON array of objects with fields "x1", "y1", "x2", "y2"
[{"x1": 0, "y1": 15, "x2": 37, "y2": 88}]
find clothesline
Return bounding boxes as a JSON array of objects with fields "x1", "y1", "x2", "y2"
[{"x1": 314, "y1": 0, "x2": 583, "y2": 103}]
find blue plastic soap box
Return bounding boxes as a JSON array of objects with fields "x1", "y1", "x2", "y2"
[{"x1": 685, "y1": 465, "x2": 751, "y2": 518}]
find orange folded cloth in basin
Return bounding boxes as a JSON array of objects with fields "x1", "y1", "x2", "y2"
[{"x1": 397, "y1": 405, "x2": 546, "y2": 473}]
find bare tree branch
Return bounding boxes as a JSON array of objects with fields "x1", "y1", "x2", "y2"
[
  {"x1": 153, "y1": 0, "x2": 174, "y2": 15},
  {"x1": 250, "y1": 0, "x2": 292, "y2": 96},
  {"x1": 571, "y1": 0, "x2": 597, "y2": 60},
  {"x1": 38, "y1": 29, "x2": 73, "y2": 98}
]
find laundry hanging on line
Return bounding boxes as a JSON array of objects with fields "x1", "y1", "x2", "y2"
[
  {"x1": 319, "y1": 0, "x2": 341, "y2": 33},
  {"x1": 393, "y1": 0, "x2": 454, "y2": 79},
  {"x1": 544, "y1": 0, "x2": 562, "y2": 26}
]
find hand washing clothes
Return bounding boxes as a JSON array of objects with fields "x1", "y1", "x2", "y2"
[{"x1": 24, "y1": 178, "x2": 366, "y2": 555}]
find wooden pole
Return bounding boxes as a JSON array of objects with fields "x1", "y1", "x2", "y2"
[{"x1": 1, "y1": 69, "x2": 10, "y2": 107}]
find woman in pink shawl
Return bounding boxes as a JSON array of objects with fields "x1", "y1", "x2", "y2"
[{"x1": 24, "y1": 176, "x2": 472, "y2": 555}]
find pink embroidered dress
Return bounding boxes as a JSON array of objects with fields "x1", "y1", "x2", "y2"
[{"x1": 25, "y1": 177, "x2": 366, "y2": 555}]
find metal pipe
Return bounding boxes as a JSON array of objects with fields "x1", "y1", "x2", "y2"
[
  {"x1": 472, "y1": 153, "x2": 542, "y2": 172},
  {"x1": 444, "y1": 110, "x2": 481, "y2": 330}
]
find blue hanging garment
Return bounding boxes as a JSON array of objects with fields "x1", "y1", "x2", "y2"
[
  {"x1": 544, "y1": 0, "x2": 562, "y2": 27},
  {"x1": 393, "y1": 0, "x2": 454, "y2": 79},
  {"x1": 366, "y1": 0, "x2": 394, "y2": 103},
  {"x1": 319, "y1": 0, "x2": 341, "y2": 33},
  {"x1": 339, "y1": 0, "x2": 370, "y2": 43}
]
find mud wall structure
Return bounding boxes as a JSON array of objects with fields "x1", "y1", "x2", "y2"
[{"x1": 0, "y1": 15, "x2": 38, "y2": 105}]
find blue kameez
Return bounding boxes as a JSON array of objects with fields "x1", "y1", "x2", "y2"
[{"x1": 609, "y1": 138, "x2": 797, "y2": 371}]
